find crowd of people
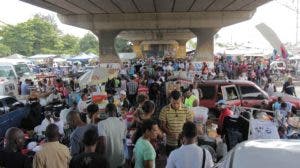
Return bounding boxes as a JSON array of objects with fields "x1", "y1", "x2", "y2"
[{"x1": 0, "y1": 56, "x2": 298, "y2": 168}]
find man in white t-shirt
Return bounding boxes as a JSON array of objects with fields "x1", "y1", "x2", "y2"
[
  {"x1": 167, "y1": 121, "x2": 213, "y2": 168},
  {"x1": 98, "y1": 103, "x2": 126, "y2": 168},
  {"x1": 34, "y1": 111, "x2": 54, "y2": 135},
  {"x1": 46, "y1": 89, "x2": 62, "y2": 104}
]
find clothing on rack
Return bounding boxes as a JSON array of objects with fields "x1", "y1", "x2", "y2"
[{"x1": 249, "y1": 119, "x2": 280, "y2": 140}]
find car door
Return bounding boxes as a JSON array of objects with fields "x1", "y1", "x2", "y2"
[
  {"x1": 220, "y1": 85, "x2": 241, "y2": 107},
  {"x1": 199, "y1": 84, "x2": 217, "y2": 109},
  {"x1": 238, "y1": 85, "x2": 269, "y2": 107}
]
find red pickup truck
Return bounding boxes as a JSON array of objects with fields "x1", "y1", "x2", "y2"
[{"x1": 197, "y1": 80, "x2": 300, "y2": 116}]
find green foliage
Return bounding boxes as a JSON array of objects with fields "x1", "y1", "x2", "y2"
[
  {"x1": 1, "y1": 23, "x2": 35, "y2": 55},
  {"x1": 79, "y1": 33, "x2": 99, "y2": 54},
  {"x1": 61, "y1": 34, "x2": 79, "y2": 55},
  {"x1": 115, "y1": 38, "x2": 132, "y2": 53},
  {"x1": 187, "y1": 39, "x2": 196, "y2": 50},
  {"x1": 0, "y1": 43, "x2": 11, "y2": 57},
  {"x1": 0, "y1": 14, "x2": 98, "y2": 56},
  {"x1": 28, "y1": 15, "x2": 61, "y2": 54}
]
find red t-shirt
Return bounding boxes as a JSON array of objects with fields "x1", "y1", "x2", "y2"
[
  {"x1": 218, "y1": 108, "x2": 233, "y2": 131},
  {"x1": 138, "y1": 85, "x2": 149, "y2": 95}
]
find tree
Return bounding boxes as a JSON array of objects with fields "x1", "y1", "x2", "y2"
[
  {"x1": 0, "y1": 23, "x2": 35, "y2": 55},
  {"x1": 0, "y1": 43, "x2": 11, "y2": 57},
  {"x1": 115, "y1": 38, "x2": 132, "y2": 53},
  {"x1": 0, "y1": 15, "x2": 60, "y2": 56},
  {"x1": 27, "y1": 15, "x2": 61, "y2": 55},
  {"x1": 0, "y1": 14, "x2": 100, "y2": 56},
  {"x1": 187, "y1": 38, "x2": 197, "y2": 50},
  {"x1": 61, "y1": 34, "x2": 79, "y2": 55},
  {"x1": 79, "y1": 33, "x2": 99, "y2": 54}
]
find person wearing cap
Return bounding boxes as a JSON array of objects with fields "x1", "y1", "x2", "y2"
[{"x1": 216, "y1": 100, "x2": 233, "y2": 135}]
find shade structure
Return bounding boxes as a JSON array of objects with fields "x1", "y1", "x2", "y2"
[
  {"x1": 67, "y1": 53, "x2": 97, "y2": 62},
  {"x1": 78, "y1": 66, "x2": 110, "y2": 87},
  {"x1": 6, "y1": 53, "x2": 25, "y2": 59}
]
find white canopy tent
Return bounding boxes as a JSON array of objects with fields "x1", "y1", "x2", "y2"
[
  {"x1": 67, "y1": 53, "x2": 97, "y2": 61},
  {"x1": 289, "y1": 55, "x2": 300, "y2": 60},
  {"x1": 28, "y1": 54, "x2": 57, "y2": 59},
  {"x1": 6, "y1": 53, "x2": 26, "y2": 59}
]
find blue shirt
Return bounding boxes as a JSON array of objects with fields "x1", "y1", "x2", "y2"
[
  {"x1": 21, "y1": 83, "x2": 29, "y2": 95},
  {"x1": 273, "y1": 102, "x2": 292, "y2": 112},
  {"x1": 68, "y1": 92, "x2": 81, "y2": 106},
  {"x1": 273, "y1": 102, "x2": 281, "y2": 111}
]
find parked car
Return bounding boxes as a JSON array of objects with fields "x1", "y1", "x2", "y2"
[
  {"x1": 0, "y1": 96, "x2": 29, "y2": 138},
  {"x1": 197, "y1": 80, "x2": 300, "y2": 117},
  {"x1": 214, "y1": 140, "x2": 300, "y2": 168}
]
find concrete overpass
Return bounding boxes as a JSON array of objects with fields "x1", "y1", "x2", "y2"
[{"x1": 21, "y1": 0, "x2": 272, "y2": 63}]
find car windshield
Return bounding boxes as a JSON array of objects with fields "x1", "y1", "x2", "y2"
[
  {"x1": 13, "y1": 64, "x2": 31, "y2": 77},
  {"x1": 0, "y1": 66, "x2": 15, "y2": 78}
]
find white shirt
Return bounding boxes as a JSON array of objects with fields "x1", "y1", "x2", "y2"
[
  {"x1": 266, "y1": 83, "x2": 275, "y2": 96},
  {"x1": 54, "y1": 120, "x2": 64, "y2": 135},
  {"x1": 120, "y1": 68, "x2": 127, "y2": 75},
  {"x1": 98, "y1": 117, "x2": 126, "y2": 168},
  {"x1": 167, "y1": 144, "x2": 214, "y2": 168},
  {"x1": 35, "y1": 118, "x2": 54, "y2": 135},
  {"x1": 60, "y1": 108, "x2": 71, "y2": 124},
  {"x1": 77, "y1": 99, "x2": 88, "y2": 113},
  {"x1": 46, "y1": 93, "x2": 62, "y2": 104}
]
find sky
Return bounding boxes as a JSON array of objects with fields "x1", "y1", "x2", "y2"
[{"x1": 0, "y1": 0, "x2": 298, "y2": 50}]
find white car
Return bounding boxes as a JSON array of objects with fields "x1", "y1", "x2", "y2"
[{"x1": 214, "y1": 140, "x2": 300, "y2": 168}]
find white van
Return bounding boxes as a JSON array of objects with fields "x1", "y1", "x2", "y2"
[
  {"x1": 0, "y1": 59, "x2": 33, "y2": 80},
  {"x1": 0, "y1": 59, "x2": 34, "y2": 96}
]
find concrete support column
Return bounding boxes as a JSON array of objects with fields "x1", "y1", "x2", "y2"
[
  {"x1": 132, "y1": 41, "x2": 143, "y2": 59},
  {"x1": 191, "y1": 28, "x2": 219, "y2": 62},
  {"x1": 96, "y1": 30, "x2": 121, "y2": 63},
  {"x1": 176, "y1": 40, "x2": 187, "y2": 59}
]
